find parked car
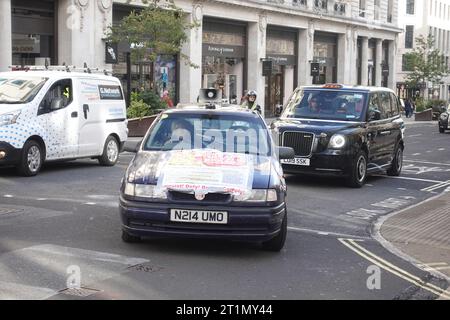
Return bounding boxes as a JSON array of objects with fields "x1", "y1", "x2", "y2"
[
  {"x1": 119, "y1": 104, "x2": 294, "y2": 251},
  {"x1": 438, "y1": 104, "x2": 450, "y2": 133},
  {"x1": 271, "y1": 84, "x2": 405, "y2": 188},
  {"x1": 0, "y1": 70, "x2": 128, "y2": 176}
]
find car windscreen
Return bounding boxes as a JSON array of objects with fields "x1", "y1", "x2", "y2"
[
  {"x1": 0, "y1": 76, "x2": 48, "y2": 104},
  {"x1": 282, "y1": 89, "x2": 369, "y2": 121},
  {"x1": 143, "y1": 113, "x2": 272, "y2": 156}
]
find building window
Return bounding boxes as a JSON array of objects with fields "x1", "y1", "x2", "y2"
[
  {"x1": 406, "y1": 0, "x2": 415, "y2": 14},
  {"x1": 374, "y1": 0, "x2": 380, "y2": 20},
  {"x1": 359, "y1": 0, "x2": 366, "y2": 17},
  {"x1": 405, "y1": 25, "x2": 414, "y2": 49},
  {"x1": 292, "y1": 0, "x2": 307, "y2": 6},
  {"x1": 387, "y1": 0, "x2": 393, "y2": 22},
  {"x1": 334, "y1": 2, "x2": 346, "y2": 14},
  {"x1": 314, "y1": 0, "x2": 328, "y2": 10},
  {"x1": 402, "y1": 54, "x2": 414, "y2": 71}
]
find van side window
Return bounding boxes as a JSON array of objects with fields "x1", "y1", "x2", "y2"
[
  {"x1": 38, "y1": 79, "x2": 73, "y2": 115},
  {"x1": 389, "y1": 93, "x2": 400, "y2": 116},
  {"x1": 379, "y1": 92, "x2": 391, "y2": 119}
]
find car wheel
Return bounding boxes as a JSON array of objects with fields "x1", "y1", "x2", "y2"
[
  {"x1": 121, "y1": 230, "x2": 141, "y2": 243},
  {"x1": 439, "y1": 127, "x2": 445, "y2": 133},
  {"x1": 346, "y1": 150, "x2": 368, "y2": 188},
  {"x1": 387, "y1": 145, "x2": 403, "y2": 177},
  {"x1": 261, "y1": 213, "x2": 287, "y2": 252},
  {"x1": 99, "y1": 136, "x2": 119, "y2": 166},
  {"x1": 17, "y1": 140, "x2": 44, "y2": 177}
]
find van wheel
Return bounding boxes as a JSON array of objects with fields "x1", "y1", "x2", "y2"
[
  {"x1": 17, "y1": 140, "x2": 44, "y2": 177},
  {"x1": 99, "y1": 136, "x2": 119, "y2": 166},
  {"x1": 346, "y1": 150, "x2": 368, "y2": 188},
  {"x1": 261, "y1": 214, "x2": 287, "y2": 252},
  {"x1": 387, "y1": 145, "x2": 403, "y2": 176},
  {"x1": 122, "y1": 230, "x2": 141, "y2": 243}
]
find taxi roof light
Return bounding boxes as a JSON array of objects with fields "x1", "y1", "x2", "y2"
[{"x1": 323, "y1": 84, "x2": 343, "y2": 89}]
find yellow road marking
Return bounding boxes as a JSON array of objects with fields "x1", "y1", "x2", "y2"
[{"x1": 339, "y1": 238, "x2": 450, "y2": 299}]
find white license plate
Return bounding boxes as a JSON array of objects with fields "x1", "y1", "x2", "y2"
[
  {"x1": 170, "y1": 209, "x2": 228, "y2": 224},
  {"x1": 281, "y1": 158, "x2": 311, "y2": 166}
]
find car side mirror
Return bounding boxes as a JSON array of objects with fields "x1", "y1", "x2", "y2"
[
  {"x1": 277, "y1": 147, "x2": 295, "y2": 160},
  {"x1": 50, "y1": 97, "x2": 65, "y2": 111},
  {"x1": 368, "y1": 109, "x2": 381, "y2": 121}
]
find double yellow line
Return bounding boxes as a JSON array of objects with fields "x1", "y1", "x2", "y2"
[{"x1": 339, "y1": 238, "x2": 450, "y2": 300}]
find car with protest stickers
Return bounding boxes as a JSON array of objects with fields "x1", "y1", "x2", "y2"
[
  {"x1": 271, "y1": 84, "x2": 405, "y2": 188},
  {"x1": 120, "y1": 103, "x2": 295, "y2": 251}
]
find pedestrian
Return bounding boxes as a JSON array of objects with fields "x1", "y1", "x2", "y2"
[
  {"x1": 404, "y1": 98, "x2": 412, "y2": 118},
  {"x1": 241, "y1": 90, "x2": 261, "y2": 114},
  {"x1": 162, "y1": 90, "x2": 174, "y2": 108}
]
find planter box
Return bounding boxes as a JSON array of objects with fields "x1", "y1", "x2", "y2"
[
  {"x1": 415, "y1": 108, "x2": 433, "y2": 121},
  {"x1": 127, "y1": 115, "x2": 157, "y2": 137}
]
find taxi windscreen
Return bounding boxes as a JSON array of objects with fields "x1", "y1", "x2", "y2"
[
  {"x1": 144, "y1": 113, "x2": 272, "y2": 156},
  {"x1": 283, "y1": 89, "x2": 369, "y2": 121}
]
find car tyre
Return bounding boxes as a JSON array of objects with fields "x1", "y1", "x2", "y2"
[
  {"x1": 439, "y1": 127, "x2": 445, "y2": 133},
  {"x1": 122, "y1": 230, "x2": 141, "y2": 243},
  {"x1": 17, "y1": 140, "x2": 44, "y2": 177},
  {"x1": 387, "y1": 145, "x2": 403, "y2": 177},
  {"x1": 261, "y1": 213, "x2": 287, "y2": 252},
  {"x1": 99, "y1": 136, "x2": 119, "y2": 166},
  {"x1": 346, "y1": 150, "x2": 368, "y2": 188}
]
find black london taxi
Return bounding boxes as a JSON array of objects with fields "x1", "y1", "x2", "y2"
[
  {"x1": 271, "y1": 84, "x2": 405, "y2": 188},
  {"x1": 119, "y1": 103, "x2": 295, "y2": 251},
  {"x1": 438, "y1": 104, "x2": 450, "y2": 133}
]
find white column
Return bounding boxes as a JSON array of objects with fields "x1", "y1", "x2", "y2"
[
  {"x1": 375, "y1": 39, "x2": 383, "y2": 87},
  {"x1": 58, "y1": 0, "x2": 111, "y2": 69},
  {"x1": 360, "y1": 37, "x2": 369, "y2": 86},
  {"x1": 247, "y1": 16, "x2": 266, "y2": 115},
  {"x1": 179, "y1": 6, "x2": 203, "y2": 104},
  {"x1": 0, "y1": 0, "x2": 12, "y2": 71},
  {"x1": 337, "y1": 27, "x2": 357, "y2": 85},
  {"x1": 298, "y1": 23, "x2": 314, "y2": 86},
  {"x1": 388, "y1": 39, "x2": 397, "y2": 90}
]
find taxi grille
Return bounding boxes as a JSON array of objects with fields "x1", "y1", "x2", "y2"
[{"x1": 282, "y1": 131, "x2": 314, "y2": 157}]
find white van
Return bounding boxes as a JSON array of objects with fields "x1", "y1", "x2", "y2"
[{"x1": 0, "y1": 70, "x2": 128, "y2": 176}]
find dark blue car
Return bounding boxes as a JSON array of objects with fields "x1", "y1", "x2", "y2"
[{"x1": 119, "y1": 105, "x2": 294, "y2": 251}]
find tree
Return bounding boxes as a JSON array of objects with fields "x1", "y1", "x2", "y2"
[
  {"x1": 403, "y1": 34, "x2": 450, "y2": 98},
  {"x1": 106, "y1": 0, "x2": 198, "y2": 90}
]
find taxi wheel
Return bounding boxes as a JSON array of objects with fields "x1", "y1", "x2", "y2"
[
  {"x1": 122, "y1": 230, "x2": 141, "y2": 243},
  {"x1": 346, "y1": 150, "x2": 367, "y2": 188},
  {"x1": 99, "y1": 136, "x2": 119, "y2": 166},
  {"x1": 387, "y1": 145, "x2": 403, "y2": 177},
  {"x1": 261, "y1": 213, "x2": 287, "y2": 252},
  {"x1": 17, "y1": 140, "x2": 44, "y2": 177},
  {"x1": 439, "y1": 127, "x2": 445, "y2": 133}
]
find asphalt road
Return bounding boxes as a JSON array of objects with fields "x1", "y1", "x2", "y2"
[{"x1": 0, "y1": 120, "x2": 449, "y2": 300}]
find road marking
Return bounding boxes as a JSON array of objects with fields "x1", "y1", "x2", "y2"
[
  {"x1": 421, "y1": 180, "x2": 450, "y2": 192},
  {"x1": 374, "y1": 175, "x2": 443, "y2": 184},
  {"x1": 408, "y1": 134, "x2": 423, "y2": 138},
  {"x1": 438, "y1": 148, "x2": 446, "y2": 151},
  {"x1": 411, "y1": 153, "x2": 422, "y2": 156},
  {"x1": 3, "y1": 195, "x2": 13, "y2": 198},
  {"x1": 339, "y1": 238, "x2": 450, "y2": 299},
  {"x1": 404, "y1": 160, "x2": 450, "y2": 167},
  {"x1": 287, "y1": 226, "x2": 372, "y2": 240}
]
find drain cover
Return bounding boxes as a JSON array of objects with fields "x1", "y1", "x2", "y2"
[{"x1": 59, "y1": 287, "x2": 101, "y2": 298}]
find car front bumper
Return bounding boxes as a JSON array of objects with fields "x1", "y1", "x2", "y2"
[
  {"x1": 119, "y1": 196, "x2": 287, "y2": 242},
  {"x1": 282, "y1": 150, "x2": 353, "y2": 176},
  {"x1": 0, "y1": 142, "x2": 21, "y2": 166},
  {"x1": 439, "y1": 118, "x2": 448, "y2": 130}
]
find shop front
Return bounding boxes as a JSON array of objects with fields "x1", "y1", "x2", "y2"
[
  {"x1": 11, "y1": 0, "x2": 56, "y2": 66},
  {"x1": 202, "y1": 18, "x2": 247, "y2": 104},
  {"x1": 265, "y1": 27, "x2": 297, "y2": 117},
  {"x1": 312, "y1": 32, "x2": 337, "y2": 85}
]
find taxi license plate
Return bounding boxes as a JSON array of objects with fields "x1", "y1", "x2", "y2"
[
  {"x1": 281, "y1": 158, "x2": 311, "y2": 166},
  {"x1": 170, "y1": 209, "x2": 228, "y2": 224}
]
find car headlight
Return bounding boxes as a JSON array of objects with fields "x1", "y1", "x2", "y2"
[
  {"x1": 329, "y1": 134, "x2": 347, "y2": 149},
  {"x1": 0, "y1": 111, "x2": 21, "y2": 127},
  {"x1": 440, "y1": 113, "x2": 448, "y2": 120},
  {"x1": 124, "y1": 182, "x2": 167, "y2": 199},
  {"x1": 235, "y1": 189, "x2": 278, "y2": 202}
]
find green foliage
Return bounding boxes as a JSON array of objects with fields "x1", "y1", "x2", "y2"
[
  {"x1": 136, "y1": 90, "x2": 165, "y2": 109},
  {"x1": 127, "y1": 90, "x2": 165, "y2": 119},
  {"x1": 106, "y1": 0, "x2": 199, "y2": 68},
  {"x1": 403, "y1": 35, "x2": 450, "y2": 93},
  {"x1": 127, "y1": 99, "x2": 152, "y2": 119},
  {"x1": 425, "y1": 99, "x2": 447, "y2": 113}
]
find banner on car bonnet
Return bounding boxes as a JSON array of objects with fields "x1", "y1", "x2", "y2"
[{"x1": 156, "y1": 150, "x2": 254, "y2": 199}]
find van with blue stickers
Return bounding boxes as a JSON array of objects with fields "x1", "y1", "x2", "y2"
[{"x1": 0, "y1": 69, "x2": 128, "y2": 176}]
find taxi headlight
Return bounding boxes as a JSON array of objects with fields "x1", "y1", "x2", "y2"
[
  {"x1": 235, "y1": 189, "x2": 278, "y2": 202},
  {"x1": 124, "y1": 182, "x2": 167, "y2": 199},
  {"x1": 440, "y1": 113, "x2": 448, "y2": 120},
  {"x1": 329, "y1": 134, "x2": 347, "y2": 149}
]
